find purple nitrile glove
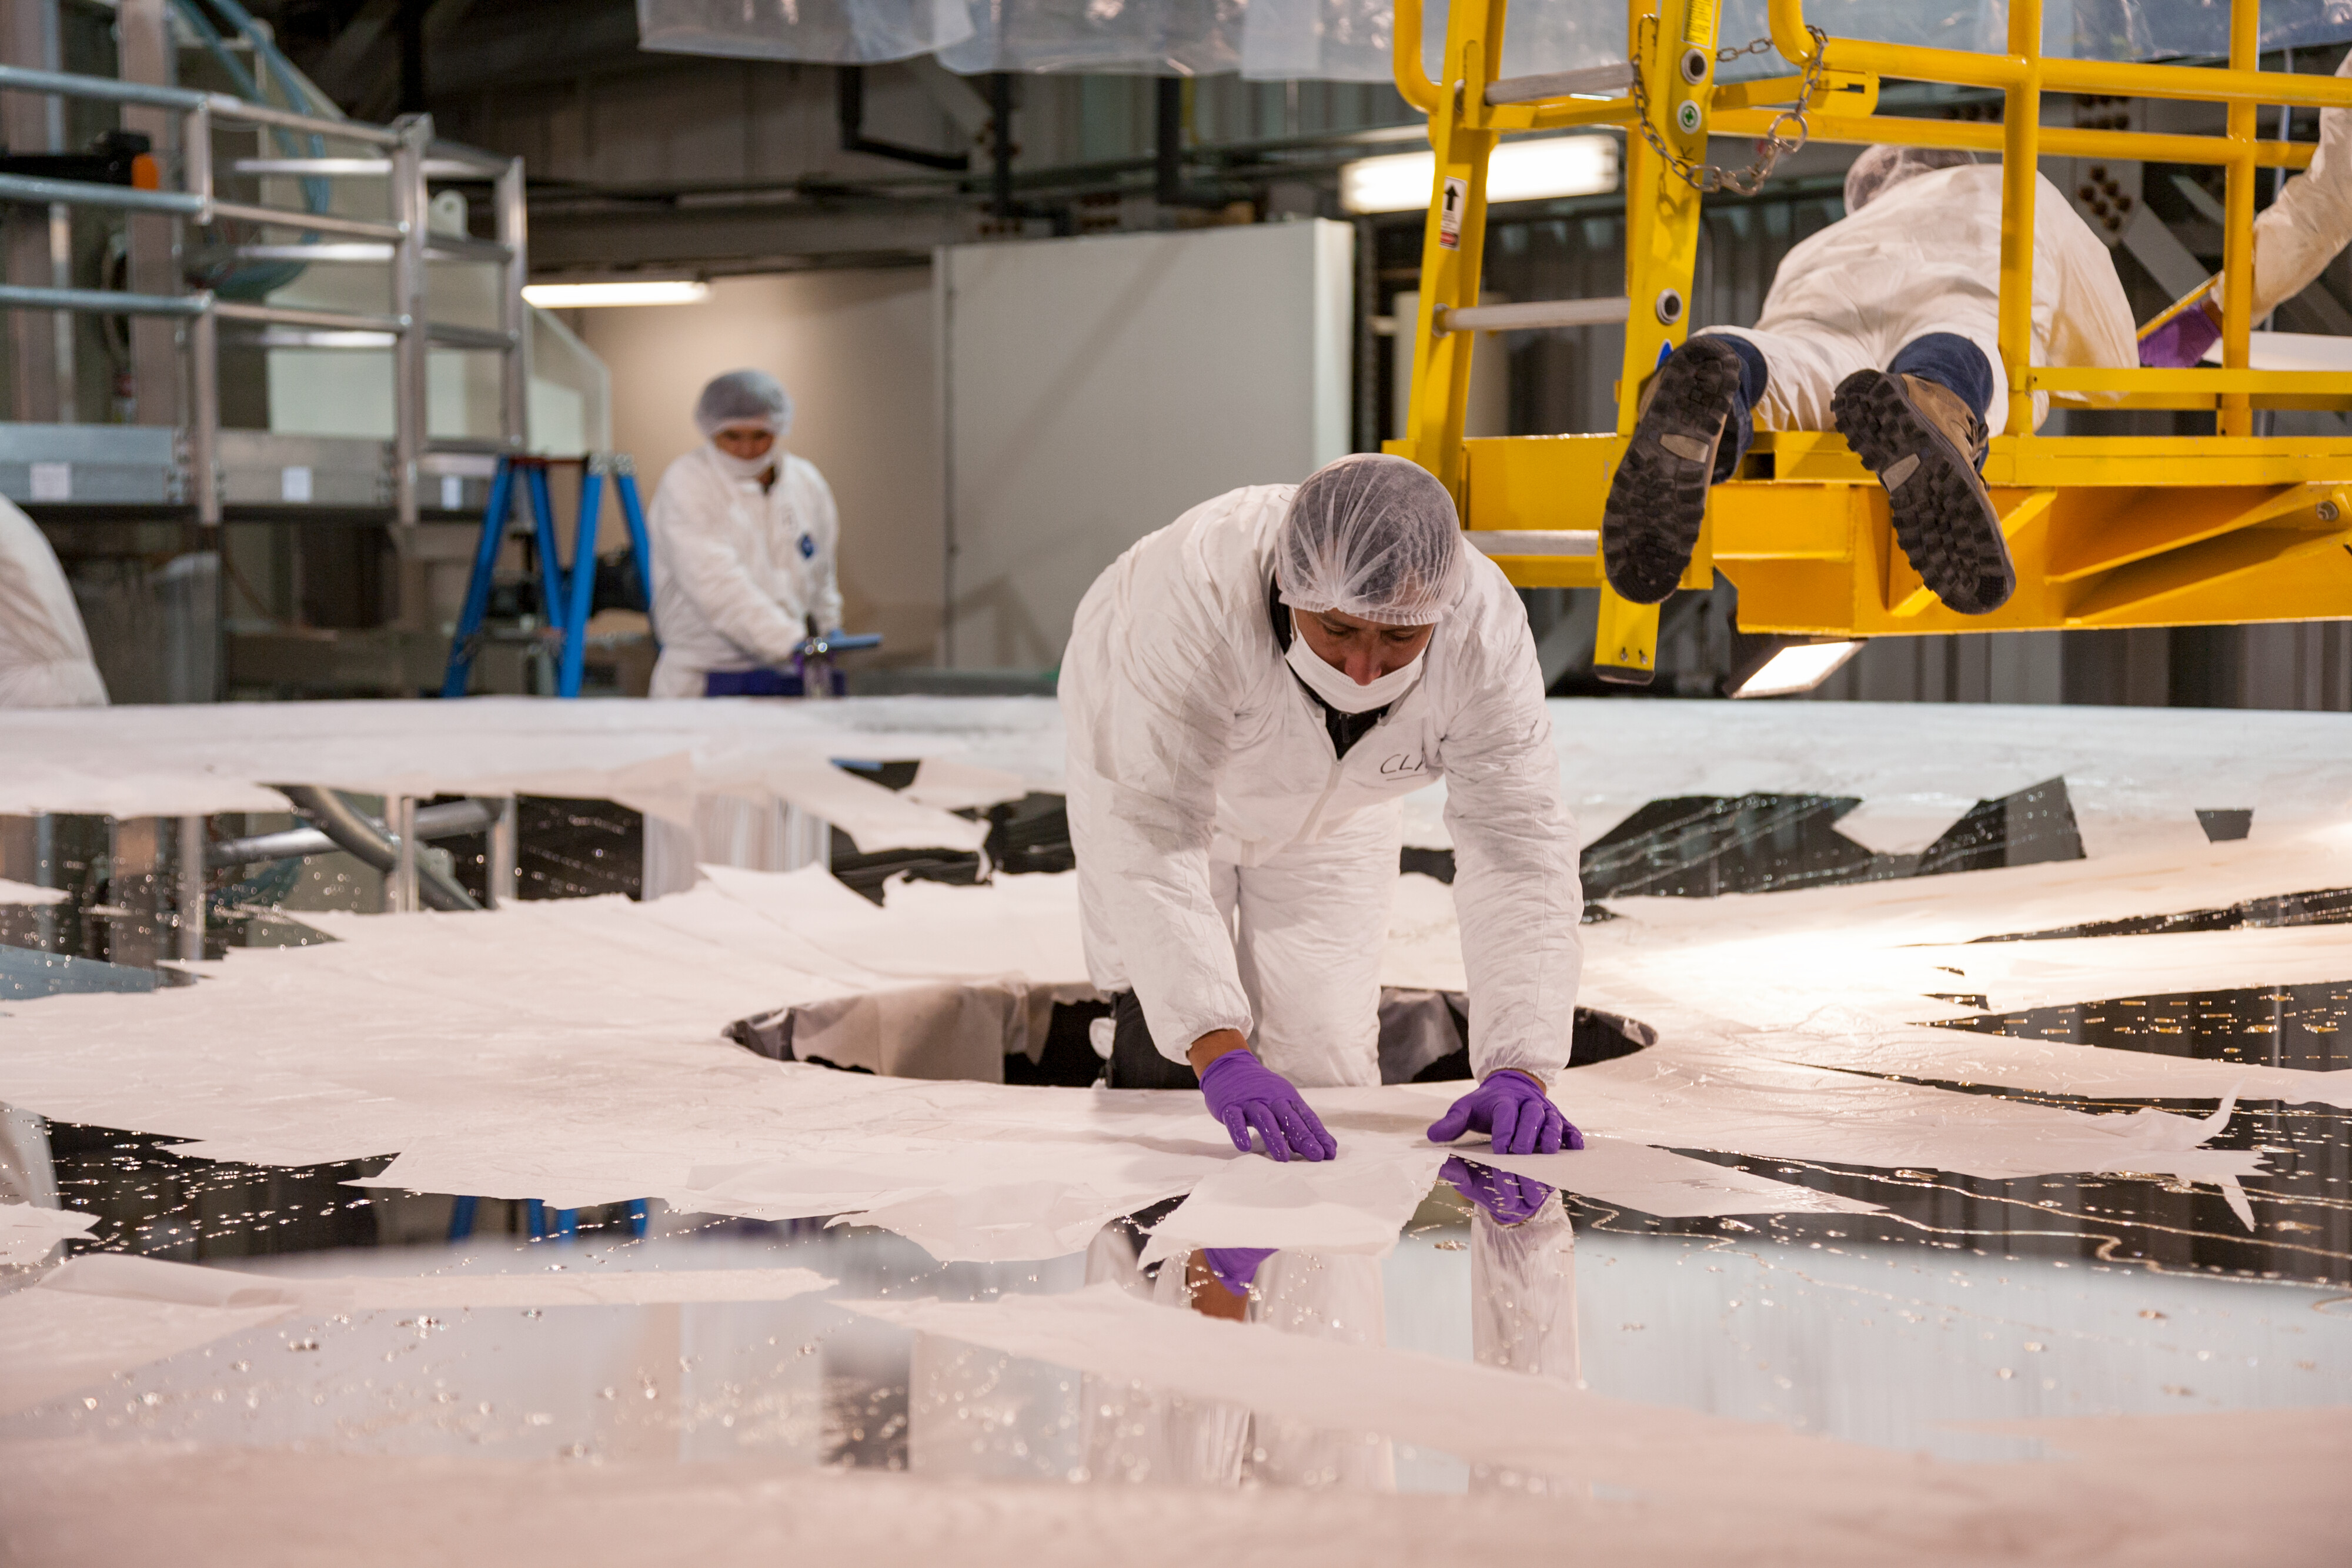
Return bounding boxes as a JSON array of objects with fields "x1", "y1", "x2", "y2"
[
  {"x1": 1440, "y1": 1156, "x2": 1557, "y2": 1226},
  {"x1": 1199, "y1": 1049, "x2": 1338, "y2": 1163},
  {"x1": 2140, "y1": 303, "x2": 2220, "y2": 369},
  {"x1": 1202, "y1": 1246, "x2": 1277, "y2": 1298},
  {"x1": 1426, "y1": 1070, "x2": 1583, "y2": 1156}
]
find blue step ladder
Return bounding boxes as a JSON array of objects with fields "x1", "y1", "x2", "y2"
[
  {"x1": 441, "y1": 453, "x2": 655, "y2": 700},
  {"x1": 446, "y1": 1195, "x2": 650, "y2": 1243}
]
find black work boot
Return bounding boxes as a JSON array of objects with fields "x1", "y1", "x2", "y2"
[
  {"x1": 1830, "y1": 369, "x2": 2014, "y2": 614},
  {"x1": 1601, "y1": 335, "x2": 1745, "y2": 604}
]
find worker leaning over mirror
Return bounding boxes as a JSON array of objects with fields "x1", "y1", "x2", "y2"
[
  {"x1": 646, "y1": 369, "x2": 844, "y2": 698},
  {"x1": 1060, "y1": 454, "x2": 1586, "y2": 1164}
]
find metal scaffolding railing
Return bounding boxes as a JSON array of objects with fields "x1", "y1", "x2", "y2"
[{"x1": 0, "y1": 62, "x2": 527, "y2": 525}]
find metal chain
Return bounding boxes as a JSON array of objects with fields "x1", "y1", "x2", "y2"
[
  {"x1": 1713, "y1": 36, "x2": 1782, "y2": 65},
  {"x1": 1627, "y1": 22, "x2": 1830, "y2": 197}
]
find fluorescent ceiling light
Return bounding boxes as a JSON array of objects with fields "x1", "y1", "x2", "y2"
[
  {"x1": 1339, "y1": 136, "x2": 1618, "y2": 215},
  {"x1": 1729, "y1": 639, "x2": 1865, "y2": 698},
  {"x1": 522, "y1": 280, "x2": 711, "y2": 309}
]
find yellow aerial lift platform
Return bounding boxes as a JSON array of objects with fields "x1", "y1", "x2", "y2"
[{"x1": 1389, "y1": 0, "x2": 2352, "y2": 682}]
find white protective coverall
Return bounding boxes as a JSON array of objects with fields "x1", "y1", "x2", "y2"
[
  {"x1": 2227, "y1": 50, "x2": 2352, "y2": 320},
  {"x1": 644, "y1": 442, "x2": 844, "y2": 699},
  {"x1": 1060, "y1": 484, "x2": 1582, "y2": 1091},
  {"x1": 1707, "y1": 163, "x2": 2137, "y2": 435},
  {"x1": 0, "y1": 496, "x2": 106, "y2": 708}
]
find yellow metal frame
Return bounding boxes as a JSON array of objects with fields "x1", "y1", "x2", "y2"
[{"x1": 1389, "y1": 0, "x2": 2352, "y2": 674}]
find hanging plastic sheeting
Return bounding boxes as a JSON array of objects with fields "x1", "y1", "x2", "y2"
[
  {"x1": 639, "y1": 0, "x2": 980, "y2": 65},
  {"x1": 939, "y1": 0, "x2": 1247, "y2": 76},
  {"x1": 638, "y1": 0, "x2": 2352, "y2": 82},
  {"x1": 1714, "y1": 0, "x2": 2352, "y2": 71},
  {"x1": 635, "y1": 0, "x2": 1614, "y2": 80},
  {"x1": 2062, "y1": 0, "x2": 2352, "y2": 62}
]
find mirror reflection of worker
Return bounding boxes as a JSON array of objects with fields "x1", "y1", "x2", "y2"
[
  {"x1": 0, "y1": 496, "x2": 106, "y2": 708},
  {"x1": 1080, "y1": 1224, "x2": 1394, "y2": 1490},
  {"x1": 1061, "y1": 454, "x2": 1586, "y2": 1163},
  {"x1": 646, "y1": 369, "x2": 844, "y2": 699},
  {"x1": 1075, "y1": 1162, "x2": 1576, "y2": 1490}
]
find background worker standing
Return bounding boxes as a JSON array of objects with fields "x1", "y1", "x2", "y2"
[{"x1": 646, "y1": 369, "x2": 844, "y2": 699}]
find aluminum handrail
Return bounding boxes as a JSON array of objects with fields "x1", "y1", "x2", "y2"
[
  {"x1": 234, "y1": 156, "x2": 507, "y2": 179},
  {"x1": 426, "y1": 322, "x2": 519, "y2": 350},
  {"x1": 0, "y1": 282, "x2": 405, "y2": 338},
  {"x1": 231, "y1": 157, "x2": 391, "y2": 176},
  {"x1": 0, "y1": 61, "x2": 205, "y2": 109},
  {"x1": 0, "y1": 180, "x2": 408, "y2": 244},
  {"x1": 204, "y1": 91, "x2": 399, "y2": 146},
  {"x1": 0, "y1": 64, "x2": 402, "y2": 142},
  {"x1": 0, "y1": 65, "x2": 530, "y2": 527},
  {"x1": 0, "y1": 172, "x2": 203, "y2": 215},
  {"x1": 205, "y1": 199, "x2": 406, "y2": 240},
  {"x1": 0, "y1": 282, "x2": 208, "y2": 316},
  {"x1": 237, "y1": 239, "x2": 520, "y2": 270},
  {"x1": 230, "y1": 242, "x2": 393, "y2": 263},
  {"x1": 213, "y1": 299, "x2": 409, "y2": 332}
]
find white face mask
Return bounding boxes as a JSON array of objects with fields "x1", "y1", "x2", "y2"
[
  {"x1": 1284, "y1": 612, "x2": 1427, "y2": 714},
  {"x1": 707, "y1": 439, "x2": 777, "y2": 482}
]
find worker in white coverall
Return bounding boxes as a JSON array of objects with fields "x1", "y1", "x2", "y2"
[
  {"x1": 2141, "y1": 50, "x2": 2352, "y2": 369},
  {"x1": 1603, "y1": 144, "x2": 2136, "y2": 619},
  {"x1": 645, "y1": 369, "x2": 845, "y2": 699},
  {"x1": 0, "y1": 495, "x2": 106, "y2": 708},
  {"x1": 1061, "y1": 453, "x2": 1585, "y2": 1162}
]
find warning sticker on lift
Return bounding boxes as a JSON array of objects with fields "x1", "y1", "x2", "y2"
[{"x1": 1438, "y1": 176, "x2": 1466, "y2": 250}]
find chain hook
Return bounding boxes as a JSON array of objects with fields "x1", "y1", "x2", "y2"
[{"x1": 1628, "y1": 24, "x2": 1831, "y2": 198}]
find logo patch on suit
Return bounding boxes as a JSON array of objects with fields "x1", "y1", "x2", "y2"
[{"x1": 799, "y1": 533, "x2": 817, "y2": 559}]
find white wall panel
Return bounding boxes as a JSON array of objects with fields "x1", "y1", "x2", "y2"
[{"x1": 937, "y1": 218, "x2": 1352, "y2": 670}]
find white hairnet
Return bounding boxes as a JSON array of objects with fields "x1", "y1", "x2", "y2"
[
  {"x1": 1275, "y1": 454, "x2": 1464, "y2": 626},
  {"x1": 693, "y1": 369, "x2": 793, "y2": 439},
  {"x1": 1843, "y1": 144, "x2": 1976, "y2": 213}
]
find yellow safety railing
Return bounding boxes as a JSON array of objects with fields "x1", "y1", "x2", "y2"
[
  {"x1": 1759, "y1": 0, "x2": 2352, "y2": 437},
  {"x1": 1389, "y1": 0, "x2": 2352, "y2": 674},
  {"x1": 1397, "y1": 0, "x2": 2352, "y2": 457}
]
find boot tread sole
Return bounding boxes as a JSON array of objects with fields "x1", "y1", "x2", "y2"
[
  {"x1": 1831, "y1": 369, "x2": 2016, "y2": 616},
  {"x1": 1600, "y1": 337, "x2": 1742, "y2": 604}
]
